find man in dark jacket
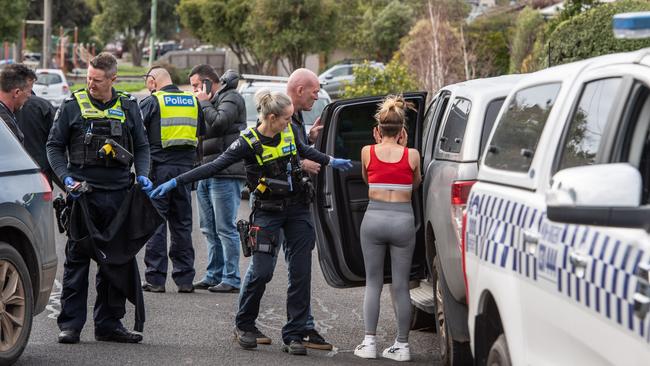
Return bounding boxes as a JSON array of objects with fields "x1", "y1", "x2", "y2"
[
  {"x1": 16, "y1": 92, "x2": 62, "y2": 189},
  {"x1": 0, "y1": 64, "x2": 36, "y2": 144},
  {"x1": 189, "y1": 65, "x2": 247, "y2": 293},
  {"x1": 140, "y1": 66, "x2": 204, "y2": 293},
  {"x1": 47, "y1": 52, "x2": 153, "y2": 344}
]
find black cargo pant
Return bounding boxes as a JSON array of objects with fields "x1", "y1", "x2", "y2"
[
  {"x1": 144, "y1": 163, "x2": 195, "y2": 286},
  {"x1": 235, "y1": 202, "x2": 315, "y2": 345},
  {"x1": 57, "y1": 189, "x2": 127, "y2": 334}
]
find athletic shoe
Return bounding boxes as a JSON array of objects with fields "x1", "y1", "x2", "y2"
[
  {"x1": 382, "y1": 343, "x2": 411, "y2": 362},
  {"x1": 354, "y1": 342, "x2": 377, "y2": 359},
  {"x1": 302, "y1": 329, "x2": 332, "y2": 350}
]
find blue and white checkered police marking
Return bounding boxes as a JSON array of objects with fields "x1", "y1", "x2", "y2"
[
  {"x1": 466, "y1": 192, "x2": 650, "y2": 342},
  {"x1": 163, "y1": 95, "x2": 195, "y2": 107}
]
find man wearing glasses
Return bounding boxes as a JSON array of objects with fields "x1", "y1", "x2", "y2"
[
  {"x1": 0, "y1": 64, "x2": 36, "y2": 143},
  {"x1": 139, "y1": 66, "x2": 204, "y2": 293}
]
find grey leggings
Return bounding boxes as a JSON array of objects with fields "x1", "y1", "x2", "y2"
[{"x1": 360, "y1": 200, "x2": 416, "y2": 343}]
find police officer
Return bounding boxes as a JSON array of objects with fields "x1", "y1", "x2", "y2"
[
  {"x1": 150, "y1": 89, "x2": 352, "y2": 355},
  {"x1": 47, "y1": 52, "x2": 153, "y2": 344},
  {"x1": 140, "y1": 66, "x2": 203, "y2": 293}
]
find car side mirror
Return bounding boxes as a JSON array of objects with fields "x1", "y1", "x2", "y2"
[
  {"x1": 546, "y1": 163, "x2": 649, "y2": 230},
  {"x1": 325, "y1": 74, "x2": 333, "y2": 80}
]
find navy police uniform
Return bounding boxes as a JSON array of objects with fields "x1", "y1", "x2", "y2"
[
  {"x1": 139, "y1": 84, "x2": 204, "y2": 288},
  {"x1": 174, "y1": 124, "x2": 330, "y2": 345},
  {"x1": 46, "y1": 88, "x2": 150, "y2": 334}
]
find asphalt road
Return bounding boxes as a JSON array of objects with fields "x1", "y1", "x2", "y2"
[{"x1": 17, "y1": 193, "x2": 439, "y2": 365}]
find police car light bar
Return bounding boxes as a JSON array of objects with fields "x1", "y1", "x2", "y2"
[{"x1": 613, "y1": 12, "x2": 650, "y2": 39}]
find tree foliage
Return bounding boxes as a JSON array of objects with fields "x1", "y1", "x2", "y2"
[
  {"x1": 0, "y1": 0, "x2": 28, "y2": 42},
  {"x1": 509, "y1": 7, "x2": 544, "y2": 73},
  {"x1": 544, "y1": 0, "x2": 650, "y2": 67},
  {"x1": 466, "y1": 12, "x2": 515, "y2": 78},
  {"x1": 90, "y1": 0, "x2": 180, "y2": 66},
  {"x1": 342, "y1": 56, "x2": 418, "y2": 98}
]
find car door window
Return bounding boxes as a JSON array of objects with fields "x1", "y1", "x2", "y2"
[
  {"x1": 438, "y1": 98, "x2": 471, "y2": 154},
  {"x1": 335, "y1": 102, "x2": 418, "y2": 161},
  {"x1": 479, "y1": 98, "x2": 505, "y2": 157},
  {"x1": 36, "y1": 73, "x2": 62, "y2": 85},
  {"x1": 557, "y1": 78, "x2": 622, "y2": 171},
  {"x1": 328, "y1": 66, "x2": 351, "y2": 78},
  {"x1": 618, "y1": 83, "x2": 650, "y2": 203},
  {"x1": 485, "y1": 83, "x2": 561, "y2": 172}
]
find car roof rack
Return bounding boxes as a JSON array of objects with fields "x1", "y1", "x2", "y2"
[{"x1": 241, "y1": 74, "x2": 289, "y2": 84}]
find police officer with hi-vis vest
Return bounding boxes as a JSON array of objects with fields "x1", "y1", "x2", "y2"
[
  {"x1": 47, "y1": 52, "x2": 152, "y2": 344},
  {"x1": 150, "y1": 89, "x2": 352, "y2": 355},
  {"x1": 140, "y1": 66, "x2": 204, "y2": 293}
]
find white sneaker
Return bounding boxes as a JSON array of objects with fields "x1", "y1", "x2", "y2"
[
  {"x1": 354, "y1": 342, "x2": 377, "y2": 359},
  {"x1": 382, "y1": 343, "x2": 411, "y2": 362}
]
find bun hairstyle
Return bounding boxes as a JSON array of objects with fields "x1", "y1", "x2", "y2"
[
  {"x1": 374, "y1": 95, "x2": 414, "y2": 137},
  {"x1": 255, "y1": 88, "x2": 293, "y2": 121}
]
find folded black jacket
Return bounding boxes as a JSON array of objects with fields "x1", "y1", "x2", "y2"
[{"x1": 69, "y1": 185, "x2": 164, "y2": 332}]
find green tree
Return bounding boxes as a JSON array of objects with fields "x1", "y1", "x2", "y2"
[
  {"x1": 177, "y1": 0, "x2": 263, "y2": 72},
  {"x1": 247, "y1": 0, "x2": 339, "y2": 72},
  {"x1": 90, "y1": 0, "x2": 180, "y2": 66},
  {"x1": 544, "y1": 0, "x2": 650, "y2": 67},
  {"x1": 342, "y1": 56, "x2": 418, "y2": 98},
  {"x1": 466, "y1": 12, "x2": 515, "y2": 77},
  {"x1": 343, "y1": 0, "x2": 415, "y2": 62},
  {"x1": 509, "y1": 7, "x2": 545, "y2": 73},
  {"x1": 26, "y1": 0, "x2": 96, "y2": 51},
  {"x1": 0, "y1": 0, "x2": 28, "y2": 42}
]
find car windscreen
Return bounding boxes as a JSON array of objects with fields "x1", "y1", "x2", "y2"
[
  {"x1": 0, "y1": 119, "x2": 38, "y2": 173},
  {"x1": 36, "y1": 73, "x2": 63, "y2": 85}
]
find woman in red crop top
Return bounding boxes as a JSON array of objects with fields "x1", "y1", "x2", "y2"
[{"x1": 353, "y1": 96, "x2": 421, "y2": 362}]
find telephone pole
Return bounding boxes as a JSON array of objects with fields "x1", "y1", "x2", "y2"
[
  {"x1": 148, "y1": 0, "x2": 157, "y2": 67},
  {"x1": 43, "y1": 0, "x2": 52, "y2": 68}
]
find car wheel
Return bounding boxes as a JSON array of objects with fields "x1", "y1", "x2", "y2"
[
  {"x1": 486, "y1": 334, "x2": 511, "y2": 366},
  {"x1": 435, "y1": 256, "x2": 472, "y2": 366},
  {"x1": 0, "y1": 242, "x2": 34, "y2": 365}
]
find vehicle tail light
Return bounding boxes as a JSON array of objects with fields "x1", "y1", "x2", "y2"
[
  {"x1": 39, "y1": 173, "x2": 52, "y2": 202},
  {"x1": 451, "y1": 180, "x2": 476, "y2": 244},
  {"x1": 461, "y1": 210, "x2": 469, "y2": 304}
]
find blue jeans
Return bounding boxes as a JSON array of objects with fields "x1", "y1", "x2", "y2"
[{"x1": 197, "y1": 177, "x2": 245, "y2": 288}]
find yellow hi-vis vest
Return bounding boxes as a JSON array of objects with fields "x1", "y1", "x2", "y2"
[
  {"x1": 240, "y1": 126, "x2": 297, "y2": 166},
  {"x1": 154, "y1": 91, "x2": 199, "y2": 148},
  {"x1": 74, "y1": 90, "x2": 126, "y2": 122}
]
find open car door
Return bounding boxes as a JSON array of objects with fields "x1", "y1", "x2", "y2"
[{"x1": 314, "y1": 92, "x2": 427, "y2": 288}]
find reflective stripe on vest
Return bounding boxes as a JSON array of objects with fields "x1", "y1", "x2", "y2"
[
  {"x1": 154, "y1": 91, "x2": 199, "y2": 148},
  {"x1": 74, "y1": 90, "x2": 126, "y2": 122},
  {"x1": 240, "y1": 126, "x2": 297, "y2": 166}
]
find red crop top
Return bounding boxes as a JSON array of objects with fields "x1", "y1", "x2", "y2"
[{"x1": 366, "y1": 145, "x2": 414, "y2": 191}]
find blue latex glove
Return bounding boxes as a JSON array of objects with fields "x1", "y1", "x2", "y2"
[
  {"x1": 136, "y1": 175, "x2": 153, "y2": 192},
  {"x1": 64, "y1": 176, "x2": 81, "y2": 199},
  {"x1": 330, "y1": 158, "x2": 353, "y2": 171},
  {"x1": 149, "y1": 178, "x2": 177, "y2": 198}
]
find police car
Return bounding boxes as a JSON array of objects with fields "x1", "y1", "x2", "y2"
[{"x1": 464, "y1": 12, "x2": 650, "y2": 365}]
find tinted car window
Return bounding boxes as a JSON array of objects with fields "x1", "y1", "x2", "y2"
[
  {"x1": 480, "y1": 98, "x2": 505, "y2": 156},
  {"x1": 335, "y1": 103, "x2": 417, "y2": 161},
  {"x1": 328, "y1": 66, "x2": 352, "y2": 78},
  {"x1": 558, "y1": 78, "x2": 622, "y2": 170},
  {"x1": 439, "y1": 98, "x2": 471, "y2": 154},
  {"x1": 485, "y1": 83, "x2": 561, "y2": 172},
  {"x1": 36, "y1": 73, "x2": 62, "y2": 85}
]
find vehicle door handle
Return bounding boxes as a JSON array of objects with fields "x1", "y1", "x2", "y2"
[
  {"x1": 569, "y1": 250, "x2": 588, "y2": 278},
  {"x1": 523, "y1": 231, "x2": 538, "y2": 255},
  {"x1": 323, "y1": 192, "x2": 332, "y2": 209},
  {"x1": 634, "y1": 262, "x2": 650, "y2": 318}
]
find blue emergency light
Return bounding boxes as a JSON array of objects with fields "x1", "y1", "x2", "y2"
[{"x1": 613, "y1": 12, "x2": 650, "y2": 39}]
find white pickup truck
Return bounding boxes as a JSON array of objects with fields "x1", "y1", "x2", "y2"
[{"x1": 464, "y1": 16, "x2": 650, "y2": 366}]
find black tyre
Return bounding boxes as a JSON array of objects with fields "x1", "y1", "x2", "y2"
[
  {"x1": 434, "y1": 256, "x2": 472, "y2": 366},
  {"x1": 0, "y1": 242, "x2": 34, "y2": 365},
  {"x1": 487, "y1": 334, "x2": 511, "y2": 366}
]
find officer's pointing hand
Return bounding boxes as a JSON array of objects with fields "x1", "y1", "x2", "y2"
[
  {"x1": 149, "y1": 178, "x2": 178, "y2": 199},
  {"x1": 330, "y1": 158, "x2": 353, "y2": 171},
  {"x1": 136, "y1": 176, "x2": 154, "y2": 193}
]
